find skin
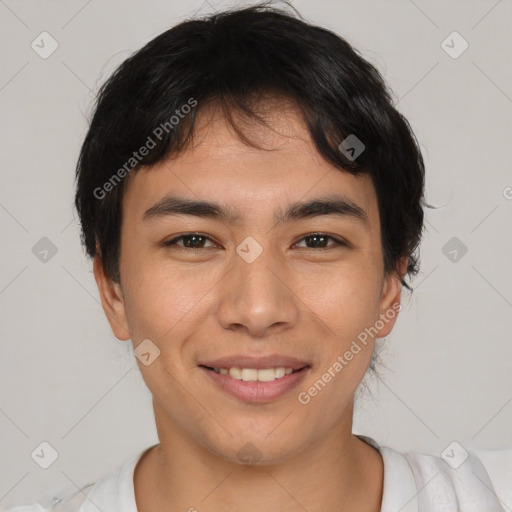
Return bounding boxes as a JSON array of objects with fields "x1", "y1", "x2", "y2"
[{"x1": 94, "y1": 98, "x2": 406, "y2": 512}]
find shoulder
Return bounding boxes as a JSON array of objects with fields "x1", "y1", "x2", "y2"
[
  {"x1": 357, "y1": 434, "x2": 511, "y2": 512},
  {"x1": 5, "y1": 448, "x2": 146, "y2": 512},
  {"x1": 4, "y1": 483, "x2": 95, "y2": 512},
  {"x1": 403, "y1": 444, "x2": 512, "y2": 511}
]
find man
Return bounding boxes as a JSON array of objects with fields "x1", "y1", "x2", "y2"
[{"x1": 8, "y1": 4, "x2": 510, "y2": 512}]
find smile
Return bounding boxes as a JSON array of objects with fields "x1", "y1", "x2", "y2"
[
  {"x1": 207, "y1": 366, "x2": 295, "y2": 381},
  {"x1": 200, "y1": 365, "x2": 311, "y2": 402}
]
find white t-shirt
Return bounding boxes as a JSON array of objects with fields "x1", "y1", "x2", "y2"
[{"x1": 6, "y1": 435, "x2": 511, "y2": 512}]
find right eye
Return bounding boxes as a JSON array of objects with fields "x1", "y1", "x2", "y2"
[{"x1": 162, "y1": 233, "x2": 218, "y2": 250}]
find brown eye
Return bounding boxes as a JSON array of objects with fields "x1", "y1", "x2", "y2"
[
  {"x1": 163, "y1": 233, "x2": 216, "y2": 249},
  {"x1": 294, "y1": 233, "x2": 347, "y2": 249}
]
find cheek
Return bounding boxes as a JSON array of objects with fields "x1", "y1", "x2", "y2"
[
  {"x1": 294, "y1": 263, "x2": 382, "y2": 337},
  {"x1": 121, "y1": 257, "x2": 217, "y2": 341}
]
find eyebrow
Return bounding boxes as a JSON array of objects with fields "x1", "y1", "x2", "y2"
[{"x1": 142, "y1": 194, "x2": 369, "y2": 227}]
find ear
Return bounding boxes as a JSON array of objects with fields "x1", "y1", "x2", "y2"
[
  {"x1": 93, "y1": 250, "x2": 131, "y2": 341},
  {"x1": 376, "y1": 256, "x2": 408, "y2": 338}
]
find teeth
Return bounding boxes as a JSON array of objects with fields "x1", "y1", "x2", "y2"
[
  {"x1": 257, "y1": 368, "x2": 276, "y2": 382},
  {"x1": 275, "y1": 367, "x2": 286, "y2": 378},
  {"x1": 214, "y1": 367, "x2": 297, "y2": 382},
  {"x1": 241, "y1": 368, "x2": 258, "y2": 381},
  {"x1": 228, "y1": 367, "x2": 242, "y2": 379}
]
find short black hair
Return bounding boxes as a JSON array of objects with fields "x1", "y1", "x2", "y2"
[{"x1": 74, "y1": 2, "x2": 425, "y2": 290}]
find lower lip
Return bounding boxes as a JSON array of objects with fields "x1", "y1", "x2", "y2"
[{"x1": 200, "y1": 366, "x2": 310, "y2": 403}]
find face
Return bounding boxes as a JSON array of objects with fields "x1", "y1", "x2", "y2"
[{"x1": 94, "y1": 100, "x2": 404, "y2": 464}]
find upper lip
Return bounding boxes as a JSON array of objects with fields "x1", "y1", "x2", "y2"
[{"x1": 199, "y1": 355, "x2": 310, "y2": 370}]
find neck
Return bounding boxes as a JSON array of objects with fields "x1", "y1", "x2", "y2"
[{"x1": 134, "y1": 402, "x2": 383, "y2": 512}]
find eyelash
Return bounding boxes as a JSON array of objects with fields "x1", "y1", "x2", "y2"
[{"x1": 162, "y1": 232, "x2": 349, "y2": 250}]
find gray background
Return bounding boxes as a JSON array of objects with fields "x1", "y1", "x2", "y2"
[{"x1": 1, "y1": 0, "x2": 511, "y2": 507}]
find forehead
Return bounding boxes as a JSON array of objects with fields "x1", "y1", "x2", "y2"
[{"x1": 122, "y1": 100, "x2": 379, "y2": 228}]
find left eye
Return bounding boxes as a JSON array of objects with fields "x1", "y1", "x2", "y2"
[
  {"x1": 163, "y1": 233, "x2": 346, "y2": 250},
  {"x1": 293, "y1": 233, "x2": 346, "y2": 249}
]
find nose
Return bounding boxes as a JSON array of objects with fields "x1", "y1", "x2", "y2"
[{"x1": 216, "y1": 243, "x2": 300, "y2": 338}]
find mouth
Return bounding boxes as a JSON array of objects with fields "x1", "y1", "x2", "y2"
[
  {"x1": 200, "y1": 365, "x2": 307, "y2": 382},
  {"x1": 198, "y1": 360, "x2": 311, "y2": 403}
]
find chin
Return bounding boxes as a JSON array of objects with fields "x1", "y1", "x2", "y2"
[{"x1": 203, "y1": 429, "x2": 306, "y2": 467}]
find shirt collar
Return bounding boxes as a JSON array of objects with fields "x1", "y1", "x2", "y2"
[{"x1": 87, "y1": 436, "x2": 419, "y2": 512}]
